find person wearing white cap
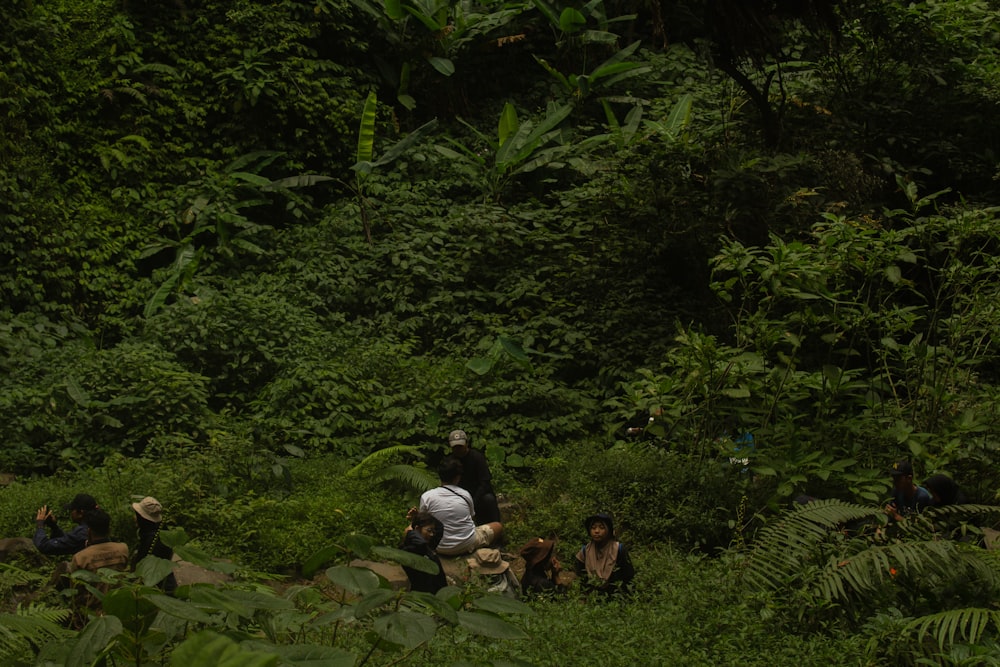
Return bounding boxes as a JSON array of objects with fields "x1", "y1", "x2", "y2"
[
  {"x1": 447, "y1": 429, "x2": 501, "y2": 525},
  {"x1": 131, "y1": 496, "x2": 177, "y2": 592}
]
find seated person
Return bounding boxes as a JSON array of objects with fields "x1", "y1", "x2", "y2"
[
  {"x1": 415, "y1": 458, "x2": 503, "y2": 556},
  {"x1": 34, "y1": 493, "x2": 99, "y2": 556},
  {"x1": 885, "y1": 460, "x2": 932, "y2": 521},
  {"x1": 448, "y1": 429, "x2": 501, "y2": 525},
  {"x1": 519, "y1": 537, "x2": 563, "y2": 597},
  {"x1": 69, "y1": 509, "x2": 129, "y2": 574},
  {"x1": 574, "y1": 512, "x2": 635, "y2": 596},
  {"x1": 400, "y1": 511, "x2": 447, "y2": 594}
]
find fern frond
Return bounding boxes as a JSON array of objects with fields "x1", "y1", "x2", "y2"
[
  {"x1": 812, "y1": 540, "x2": 958, "y2": 604},
  {"x1": 347, "y1": 445, "x2": 428, "y2": 477},
  {"x1": 906, "y1": 608, "x2": 1000, "y2": 651},
  {"x1": 0, "y1": 562, "x2": 45, "y2": 598},
  {"x1": 114, "y1": 85, "x2": 148, "y2": 104},
  {"x1": 0, "y1": 563, "x2": 45, "y2": 587},
  {"x1": 0, "y1": 605, "x2": 73, "y2": 660},
  {"x1": 742, "y1": 499, "x2": 883, "y2": 591},
  {"x1": 134, "y1": 62, "x2": 180, "y2": 77},
  {"x1": 372, "y1": 464, "x2": 437, "y2": 493}
]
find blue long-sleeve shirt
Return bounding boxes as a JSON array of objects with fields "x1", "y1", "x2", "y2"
[{"x1": 33, "y1": 521, "x2": 88, "y2": 555}]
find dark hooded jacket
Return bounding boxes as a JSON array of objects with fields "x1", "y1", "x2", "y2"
[{"x1": 133, "y1": 515, "x2": 177, "y2": 593}]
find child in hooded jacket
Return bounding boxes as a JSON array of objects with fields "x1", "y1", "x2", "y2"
[{"x1": 574, "y1": 512, "x2": 634, "y2": 596}]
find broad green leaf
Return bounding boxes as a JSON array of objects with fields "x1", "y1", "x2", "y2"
[
  {"x1": 219, "y1": 589, "x2": 296, "y2": 611},
  {"x1": 466, "y1": 357, "x2": 494, "y2": 375},
  {"x1": 354, "y1": 589, "x2": 397, "y2": 618},
  {"x1": 136, "y1": 555, "x2": 176, "y2": 587},
  {"x1": 664, "y1": 94, "x2": 693, "y2": 137},
  {"x1": 262, "y1": 174, "x2": 334, "y2": 190},
  {"x1": 402, "y1": 590, "x2": 459, "y2": 624},
  {"x1": 143, "y1": 271, "x2": 181, "y2": 319},
  {"x1": 170, "y1": 630, "x2": 278, "y2": 667},
  {"x1": 579, "y1": 29, "x2": 619, "y2": 44},
  {"x1": 188, "y1": 587, "x2": 255, "y2": 616},
  {"x1": 456, "y1": 610, "x2": 528, "y2": 639},
  {"x1": 558, "y1": 7, "x2": 586, "y2": 32},
  {"x1": 498, "y1": 102, "x2": 518, "y2": 148},
  {"x1": 402, "y1": 3, "x2": 443, "y2": 31},
  {"x1": 146, "y1": 593, "x2": 216, "y2": 624},
  {"x1": 471, "y1": 595, "x2": 533, "y2": 615},
  {"x1": 370, "y1": 546, "x2": 441, "y2": 574},
  {"x1": 529, "y1": 0, "x2": 559, "y2": 26},
  {"x1": 283, "y1": 443, "x2": 306, "y2": 458},
  {"x1": 383, "y1": 0, "x2": 405, "y2": 20},
  {"x1": 533, "y1": 56, "x2": 572, "y2": 92},
  {"x1": 325, "y1": 565, "x2": 380, "y2": 595},
  {"x1": 302, "y1": 544, "x2": 345, "y2": 578},
  {"x1": 497, "y1": 103, "x2": 572, "y2": 167},
  {"x1": 342, "y1": 533, "x2": 377, "y2": 558},
  {"x1": 428, "y1": 56, "x2": 455, "y2": 76},
  {"x1": 66, "y1": 616, "x2": 123, "y2": 667},
  {"x1": 171, "y1": 543, "x2": 238, "y2": 574},
  {"x1": 248, "y1": 642, "x2": 356, "y2": 667},
  {"x1": 370, "y1": 118, "x2": 438, "y2": 168},
  {"x1": 356, "y1": 91, "x2": 378, "y2": 166},
  {"x1": 229, "y1": 172, "x2": 271, "y2": 186},
  {"x1": 158, "y1": 528, "x2": 191, "y2": 548},
  {"x1": 589, "y1": 61, "x2": 640, "y2": 82},
  {"x1": 499, "y1": 336, "x2": 532, "y2": 370},
  {"x1": 102, "y1": 587, "x2": 158, "y2": 625},
  {"x1": 373, "y1": 610, "x2": 438, "y2": 649}
]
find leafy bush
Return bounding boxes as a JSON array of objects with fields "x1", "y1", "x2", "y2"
[
  {"x1": 0, "y1": 340, "x2": 212, "y2": 473},
  {"x1": 514, "y1": 440, "x2": 763, "y2": 553}
]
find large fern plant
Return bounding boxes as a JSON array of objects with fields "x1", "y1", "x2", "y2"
[
  {"x1": 740, "y1": 499, "x2": 1000, "y2": 661},
  {"x1": 347, "y1": 444, "x2": 438, "y2": 495},
  {"x1": 0, "y1": 564, "x2": 71, "y2": 664}
]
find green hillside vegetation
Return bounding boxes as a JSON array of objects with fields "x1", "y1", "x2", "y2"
[{"x1": 3, "y1": 0, "x2": 1000, "y2": 663}]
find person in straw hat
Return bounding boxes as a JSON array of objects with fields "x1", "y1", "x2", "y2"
[
  {"x1": 131, "y1": 496, "x2": 177, "y2": 593},
  {"x1": 466, "y1": 547, "x2": 518, "y2": 597}
]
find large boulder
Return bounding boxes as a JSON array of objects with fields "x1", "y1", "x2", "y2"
[{"x1": 0, "y1": 537, "x2": 37, "y2": 563}]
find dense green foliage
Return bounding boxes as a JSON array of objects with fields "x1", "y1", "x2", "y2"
[{"x1": 3, "y1": 0, "x2": 1000, "y2": 663}]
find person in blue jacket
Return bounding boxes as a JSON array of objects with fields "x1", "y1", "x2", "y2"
[
  {"x1": 574, "y1": 512, "x2": 635, "y2": 596},
  {"x1": 34, "y1": 493, "x2": 99, "y2": 556}
]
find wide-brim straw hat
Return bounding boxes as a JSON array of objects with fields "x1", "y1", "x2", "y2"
[{"x1": 132, "y1": 496, "x2": 163, "y2": 523}]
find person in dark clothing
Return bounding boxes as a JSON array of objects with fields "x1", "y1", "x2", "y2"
[
  {"x1": 923, "y1": 474, "x2": 967, "y2": 506},
  {"x1": 69, "y1": 509, "x2": 129, "y2": 574},
  {"x1": 519, "y1": 537, "x2": 563, "y2": 597},
  {"x1": 34, "y1": 493, "x2": 99, "y2": 556},
  {"x1": 448, "y1": 429, "x2": 501, "y2": 525},
  {"x1": 574, "y1": 512, "x2": 635, "y2": 596},
  {"x1": 400, "y1": 510, "x2": 447, "y2": 594},
  {"x1": 886, "y1": 459, "x2": 932, "y2": 521},
  {"x1": 131, "y1": 496, "x2": 177, "y2": 593}
]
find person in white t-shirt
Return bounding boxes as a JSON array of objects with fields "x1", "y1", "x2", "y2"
[{"x1": 409, "y1": 458, "x2": 503, "y2": 556}]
